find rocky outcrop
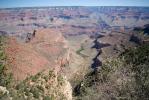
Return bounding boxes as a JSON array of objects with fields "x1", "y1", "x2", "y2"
[
  {"x1": 0, "y1": 86, "x2": 9, "y2": 97},
  {"x1": 5, "y1": 29, "x2": 71, "y2": 80},
  {"x1": 0, "y1": 70, "x2": 72, "y2": 100}
]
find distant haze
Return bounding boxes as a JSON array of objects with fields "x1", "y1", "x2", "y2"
[{"x1": 0, "y1": 0, "x2": 149, "y2": 8}]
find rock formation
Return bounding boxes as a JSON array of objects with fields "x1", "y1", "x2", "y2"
[{"x1": 5, "y1": 29, "x2": 70, "y2": 81}]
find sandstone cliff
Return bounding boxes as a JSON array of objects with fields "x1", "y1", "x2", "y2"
[{"x1": 5, "y1": 29, "x2": 70, "y2": 81}]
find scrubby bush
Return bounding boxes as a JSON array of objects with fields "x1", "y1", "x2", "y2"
[
  {"x1": 0, "y1": 36, "x2": 13, "y2": 88},
  {"x1": 57, "y1": 75, "x2": 64, "y2": 86},
  {"x1": 30, "y1": 87, "x2": 40, "y2": 98},
  {"x1": 74, "y1": 44, "x2": 149, "y2": 100},
  {"x1": 43, "y1": 95, "x2": 51, "y2": 100},
  {"x1": 122, "y1": 44, "x2": 149, "y2": 99}
]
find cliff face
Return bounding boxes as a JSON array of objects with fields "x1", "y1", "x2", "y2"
[
  {"x1": 5, "y1": 29, "x2": 70, "y2": 81},
  {"x1": 0, "y1": 29, "x2": 73, "y2": 100}
]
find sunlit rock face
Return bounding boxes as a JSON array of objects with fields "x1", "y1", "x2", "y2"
[{"x1": 5, "y1": 29, "x2": 71, "y2": 80}]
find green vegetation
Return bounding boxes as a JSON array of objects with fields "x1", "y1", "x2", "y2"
[
  {"x1": 0, "y1": 36, "x2": 13, "y2": 88},
  {"x1": 74, "y1": 44, "x2": 149, "y2": 100},
  {"x1": 0, "y1": 68, "x2": 67, "y2": 100},
  {"x1": 57, "y1": 75, "x2": 65, "y2": 86},
  {"x1": 76, "y1": 45, "x2": 88, "y2": 58},
  {"x1": 43, "y1": 95, "x2": 51, "y2": 100},
  {"x1": 76, "y1": 45, "x2": 84, "y2": 55},
  {"x1": 122, "y1": 44, "x2": 149, "y2": 99}
]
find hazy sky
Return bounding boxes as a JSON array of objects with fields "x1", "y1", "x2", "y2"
[{"x1": 0, "y1": 0, "x2": 149, "y2": 8}]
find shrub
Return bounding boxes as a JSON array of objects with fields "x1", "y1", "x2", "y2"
[
  {"x1": 74, "y1": 44, "x2": 149, "y2": 100},
  {"x1": 57, "y1": 75, "x2": 64, "y2": 86},
  {"x1": 43, "y1": 95, "x2": 51, "y2": 100},
  {"x1": 30, "y1": 87, "x2": 40, "y2": 98}
]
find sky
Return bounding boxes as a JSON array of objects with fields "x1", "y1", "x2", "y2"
[{"x1": 0, "y1": 0, "x2": 149, "y2": 8}]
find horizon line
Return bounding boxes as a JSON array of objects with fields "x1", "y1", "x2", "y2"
[{"x1": 1, "y1": 5, "x2": 149, "y2": 9}]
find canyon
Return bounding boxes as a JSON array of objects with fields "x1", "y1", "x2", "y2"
[{"x1": 0, "y1": 6, "x2": 149, "y2": 100}]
